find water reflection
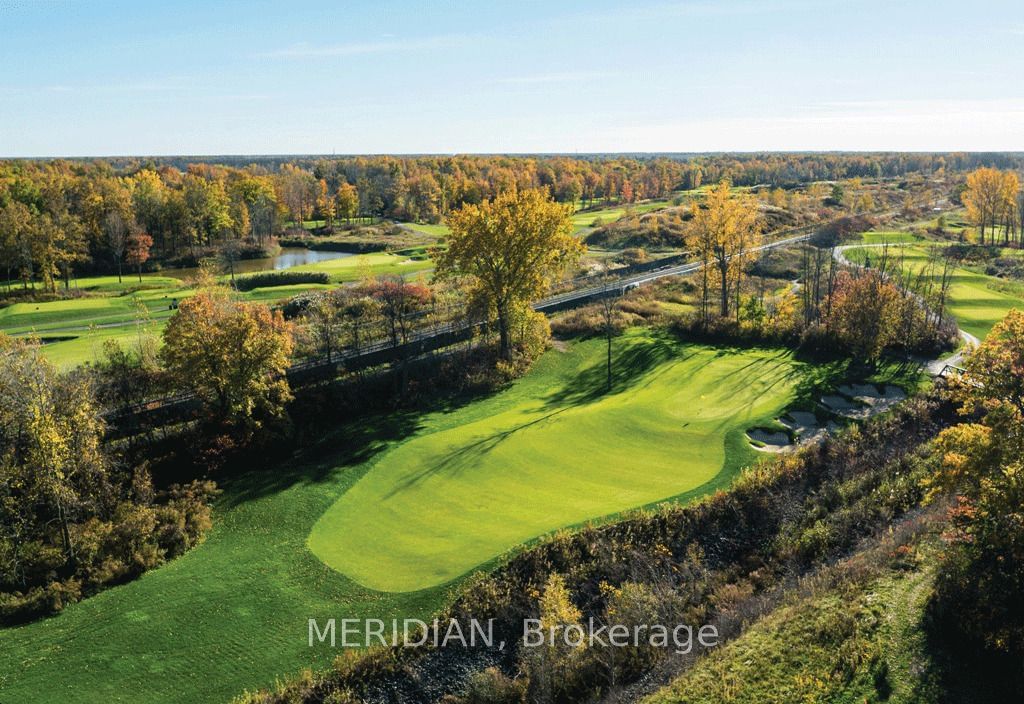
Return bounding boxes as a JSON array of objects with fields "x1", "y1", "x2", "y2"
[{"x1": 162, "y1": 248, "x2": 353, "y2": 279}]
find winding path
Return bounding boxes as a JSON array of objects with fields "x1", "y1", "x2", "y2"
[{"x1": 832, "y1": 243, "x2": 979, "y2": 376}]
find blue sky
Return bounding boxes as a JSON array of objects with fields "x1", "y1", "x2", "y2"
[{"x1": 1, "y1": 0, "x2": 1022, "y2": 156}]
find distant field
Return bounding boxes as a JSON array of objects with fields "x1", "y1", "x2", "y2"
[
  {"x1": 309, "y1": 331, "x2": 809, "y2": 592},
  {"x1": 845, "y1": 243, "x2": 1024, "y2": 339},
  {"x1": 400, "y1": 197, "x2": 680, "y2": 239},
  {"x1": 571, "y1": 197, "x2": 676, "y2": 233},
  {"x1": 858, "y1": 230, "x2": 925, "y2": 245},
  {"x1": 0, "y1": 251, "x2": 432, "y2": 368}
]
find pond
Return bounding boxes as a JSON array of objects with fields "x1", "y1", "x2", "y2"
[{"x1": 161, "y1": 247, "x2": 353, "y2": 279}]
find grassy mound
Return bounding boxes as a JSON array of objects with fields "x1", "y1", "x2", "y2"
[{"x1": 309, "y1": 331, "x2": 807, "y2": 592}]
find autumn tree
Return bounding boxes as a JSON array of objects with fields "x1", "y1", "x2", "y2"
[
  {"x1": 928, "y1": 311, "x2": 1024, "y2": 667},
  {"x1": 125, "y1": 229, "x2": 153, "y2": 282},
  {"x1": 366, "y1": 276, "x2": 433, "y2": 350},
  {"x1": 160, "y1": 289, "x2": 293, "y2": 427},
  {"x1": 825, "y1": 270, "x2": 903, "y2": 363},
  {"x1": 305, "y1": 290, "x2": 344, "y2": 364},
  {"x1": 0, "y1": 201, "x2": 32, "y2": 292},
  {"x1": 437, "y1": 188, "x2": 583, "y2": 359},
  {"x1": 336, "y1": 181, "x2": 359, "y2": 223},
  {"x1": 0, "y1": 335, "x2": 109, "y2": 565},
  {"x1": 315, "y1": 179, "x2": 335, "y2": 228},
  {"x1": 964, "y1": 167, "x2": 1019, "y2": 245},
  {"x1": 103, "y1": 210, "x2": 130, "y2": 283},
  {"x1": 688, "y1": 181, "x2": 762, "y2": 322}
]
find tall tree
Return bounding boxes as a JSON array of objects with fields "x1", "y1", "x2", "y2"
[
  {"x1": 688, "y1": 181, "x2": 762, "y2": 320},
  {"x1": 335, "y1": 181, "x2": 359, "y2": 223},
  {"x1": 437, "y1": 188, "x2": 583, "y2": 358},
  {"x1": 964, "y1": 167, "x2": 1017, "y2": 245},
  {"x1": 0, "y1": 335, "x2": 109, "y2": 565},
  {"x1": 125, "y1": 229, "x2": 153, "y2": 282}
]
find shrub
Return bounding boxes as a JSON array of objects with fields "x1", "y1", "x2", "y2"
[{"x1": 233, "y1": 271, "x2": 330, "y2": 292}]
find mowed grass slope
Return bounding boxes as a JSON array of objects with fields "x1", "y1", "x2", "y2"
[
  {"x1": 845, "y1": 243, "x2": 1024, "y2": 338},
  {"x1": 310, "y1": 331, "x2": 806, "y2": 592},
  {"x1": 0, "y1": 420, "x2": 448, "y2": 704},
  {"x1": 0, "y1": 332, "x2": 808, "y2": 704}
]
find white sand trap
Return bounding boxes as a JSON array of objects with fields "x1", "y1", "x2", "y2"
[
  {"x1": 823, "y1": 384, "x2": 907, "y2": 419},
  {"x1": 780, "y1": 411, "x2": 820, "y2": 437},
  {"x1": 748, "y1": 428, "x2": 792, "y2": 452}
]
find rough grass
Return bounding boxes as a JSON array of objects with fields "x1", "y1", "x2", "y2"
[
  {"x1": 309, "y1": 330, "x2": 810, "y2": 592},
  {"x1": 643, "y1": 565, "x2": 939, "y2": 704}
]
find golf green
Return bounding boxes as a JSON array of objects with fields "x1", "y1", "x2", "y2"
[{"x1": 309, "y1": 331, "x2": 804, "y2": 592}]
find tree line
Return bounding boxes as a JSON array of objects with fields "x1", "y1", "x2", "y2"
[{"x1": 3, "y1": 153, "x2": 1019, "y2": 292}]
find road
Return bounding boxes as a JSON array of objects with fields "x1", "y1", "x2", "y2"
[{"x1": 106, "y1": 232, "x2": 814, "y2": 424}]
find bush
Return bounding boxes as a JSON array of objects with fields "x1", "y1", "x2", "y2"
[
  {"x1": 233, "y1": 271, "x2": 330, "y2": 292},
  {"x1": 0, "y1": 476, "x2": 217, "y2": 625}
]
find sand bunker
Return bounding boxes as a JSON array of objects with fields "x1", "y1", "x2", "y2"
[
  {"x1": 828, "y1": 384, "x2": 907, "y2": 419},
  {"x1": 747, "y1": 428, "x2": 792, "y2": 452},
  {"x1": 780, "y1": 411, "x2": 821, "y2": 439},
  {"x1": 751, "y1": 384, "x2": 908, "y2": 451}
]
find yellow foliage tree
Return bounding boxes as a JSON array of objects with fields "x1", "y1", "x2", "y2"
[
  {"x1": 437, "y1": 188, "x2": 583, "y2": 358},
  {"x1": 964, "y1": 167, "x2": 1020, "y2": 245},
  {"x1": 688, "y1": 181, "x2": 762, "y2": 321}
]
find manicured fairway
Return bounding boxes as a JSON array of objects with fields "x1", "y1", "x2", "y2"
[
  {"x1": 0, "y1": 253, "x2": 430, "y2": 368},
  {"x1": 846, "y1": 244, "x2": 1024, "y2": 338},
  {"x1": 309, "y1": 331, "x2": 805, "y2": 592},
  {"x1": 0, "y1": 333, "x2": 807, "y2": 704}
]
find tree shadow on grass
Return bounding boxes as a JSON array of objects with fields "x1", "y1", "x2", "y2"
[
  {"x1": 217, "y1": 385, "x2": 500, "y2": 509},
  {"x1": 380, "y1": 407, "x2": 573, "y2": 499},
  {"x1": 542, "y1": 331, "x2": 691, "y2": 409}
]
